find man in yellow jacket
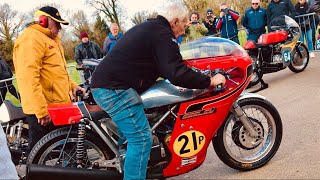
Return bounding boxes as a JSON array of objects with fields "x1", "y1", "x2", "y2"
[{"x1": 13, "y1": 6, "x2": 84, "y2": 152}]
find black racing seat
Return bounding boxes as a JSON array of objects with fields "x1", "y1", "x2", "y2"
[{"x1": 3, "y1": 100, "x2": 26, "y2": 121}]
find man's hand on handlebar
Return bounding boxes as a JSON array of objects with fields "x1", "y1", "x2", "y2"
[
  {"x1": 73, "y1": 86, "x2": 86, "y2": 98},
  {"x1": 210, "y1": 74, "x2": 226, "y2": 87}
]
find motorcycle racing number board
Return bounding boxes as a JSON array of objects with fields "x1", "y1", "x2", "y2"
[
  {"x1": 283, "y1": 50, "x2": 292, "y2": 63},
  {"x1": 173, "y1": 130, "x2": 205, "y2": 157}
]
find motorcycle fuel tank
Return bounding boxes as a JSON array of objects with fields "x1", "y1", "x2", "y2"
[{"x1": 141, "y1": 80, "x2": 206, "y2": 109}]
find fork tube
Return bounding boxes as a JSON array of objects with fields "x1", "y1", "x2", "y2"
[
  {"x1": 88, "y1": 119, "x2": 119, "y2": 156},
  {"x1": 232, "y1": 102, "x2": 258, "y2": 137}
]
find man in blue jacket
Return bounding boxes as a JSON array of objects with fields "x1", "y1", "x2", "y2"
[
  {"x1": 103, "y1": 23, "x2": 123, "y2": 55},
  {"x1": 216, "y1": 3, "x2": 240, "y2": 44},
  {"x1": 267, "y1": 0, "x2": 296, "y2": 32},
  {"x1": 242, "y1": 0, "x2": 267, "y2": 43}
]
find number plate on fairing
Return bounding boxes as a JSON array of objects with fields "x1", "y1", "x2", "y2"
[
  {"x1": 173, "y1": 130, "x2": 205, "y2": 157},
  {"x1": 282, "y1": 50, "x2": 293, "y2": 63}
]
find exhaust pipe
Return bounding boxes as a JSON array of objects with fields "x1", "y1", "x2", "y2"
[{"x1": 27, "y1": 164, "x2": 123, "y2": 180}]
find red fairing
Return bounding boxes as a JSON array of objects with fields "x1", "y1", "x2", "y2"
[
  {"x1": 244, "y1": 40, "x2": 257, "y2": 50},
  {"x1": 258, "y1": 30, "x2": 288, "y2": 45},
  {"x1": 163, "y1": 54, "x2": 252, "y2": 177},
  {"x1": 48, "y1": 102, "x2": 83, "y2": 126}
]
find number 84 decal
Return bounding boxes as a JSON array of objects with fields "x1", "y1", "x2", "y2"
[{"x1": 173, "y1": 130, "x2": 206, "y2": 158}]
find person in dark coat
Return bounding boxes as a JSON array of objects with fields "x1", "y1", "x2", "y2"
[
  {"x1": 203, "y1": 9, "x2": 218, "y2": 36},
  {"x1": 242, "y1": 0, "x2": 267, "y2": 42},
  {"x1": 90, "y1": 2, "x2": 226, "y2": 179},
  {"x1": 267, "y1": 0, "x2": 296, "y2": 32},
  {"x1": 0, "y1": 57, "x2": 20, "y2": 106},
  {"x1": 74, "y1": 31, "x2": 103, "y2": 81}
]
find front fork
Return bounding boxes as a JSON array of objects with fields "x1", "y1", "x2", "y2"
[{"x1": 231, "y1": 102, "x2": 258, "y2": 137}]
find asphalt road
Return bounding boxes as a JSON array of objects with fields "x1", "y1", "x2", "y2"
[{"x1": 171, "y1": 54, "x2": 320, "y2": 179}]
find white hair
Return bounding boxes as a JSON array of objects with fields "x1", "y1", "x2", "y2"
[{"x1": 157, "y1": 2, "x2": 188, "y2": 22}]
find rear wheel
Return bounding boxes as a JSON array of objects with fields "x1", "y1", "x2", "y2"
[
  {"x1": 27, "y1": 127, "x2": 115, "y2": 170},
  {"x1": 212, "y1": 97, "x2": 282, "y2": 170},
  {"x1": 289, "y1": 43, "x2": 309, "y2": 73}
]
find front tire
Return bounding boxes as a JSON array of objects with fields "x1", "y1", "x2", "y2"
[
  {"x1": 27, "y1": 127, "x2": 115, "y2": 169},
  {"x1": 212, "y1": 97, "x2": 282, "y2": 171},
  {"x1": 289, "y1": 42, "x2": 309, "y2": 73}
]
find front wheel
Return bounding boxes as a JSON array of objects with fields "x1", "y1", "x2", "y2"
[
  {"x1": 289, "y1": 42, "x2": 309, "y2": 73},
  {"x1": 212, "y1": 97, "x2": 282, "y2": 171}
]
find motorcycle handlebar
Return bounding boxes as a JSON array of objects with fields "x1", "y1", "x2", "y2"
[{"x1": 192, "y1": 67, "x2": 228, "y2": 93}]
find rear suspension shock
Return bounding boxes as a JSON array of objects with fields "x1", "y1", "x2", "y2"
[{"x1": 76, "y1": 118, "x2": 86, "y2": 167}]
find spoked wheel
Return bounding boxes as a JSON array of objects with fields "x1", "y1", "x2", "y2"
[
  {"x1": 289, "y1": 43, "x2": 309, "y2": 73},
  {"x1": 27, "y1": 127, "x2": 115, "y2": 170},
  {"x1": 213, "y1": 97, "x2": 282, "y2": 171}
]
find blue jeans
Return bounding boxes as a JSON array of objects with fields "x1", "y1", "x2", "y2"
[
  {"x1": 299, "y1": 29, "x2": 313, "y2": 51},
  {"x1": 92, "y1": 88, "x2": 152, "y2": 180}
]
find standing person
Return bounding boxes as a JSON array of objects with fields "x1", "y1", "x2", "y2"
[
  {"x1": 0, "y1": 58, "x2": 20, "y2": 106},
  {"x1": 267, "y1": 0, "x2": 296, "y2": 32},
  {"x1": 0, "y1": 127, "x2": 19, "y2": 180},
  {"x1": 295, "y1": 0, "x2": 315, "y2": 58},
  {"x1": 242, "y1": 0, "x2": 267, "y2": 43},
  {"x1": 90, "y1": 2, "x2": 226, "y2": 180},
  {"x1": 308, "y1": 0, "x2": 320, "y2": 50},
  {"x1": 74, "y1": 31, "x2": 103, "y2": 81},
  {"x1": 216, "y1": 3, "x2": 240, "y2": 44},
  {"x1": 203, "y1": 9, "x2": 217, "y2": 36},
  {"x1": 185, "y1": 12, "x2": 208, "y2": 41},
  {"x1": 13, "y1": 6, "x2": 85, "y2": 153},
  {"x1": 103, "y1": 23, "x2": 123, "y2": 55}
]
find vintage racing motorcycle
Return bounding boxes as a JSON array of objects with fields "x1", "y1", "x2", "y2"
[
  {"x1": 26, "y1": 37, "x2": 283, "y2": 180},
  {"x1": 244, "y1": 15, "x2": 309, "y2": 91}
]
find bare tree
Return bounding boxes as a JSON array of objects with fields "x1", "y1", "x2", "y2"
[
  {"x1": 0, "y1": 4, "x2": 24, "y2": 42},
  {"x1": 85, "y1": 0, "x2": 123, "y2": 30},
  {"x1": 70, "y1": 10, "x2": 92, "y2": 39},
  {"x1": 131, "y1": 11, "x2": 149, "y2": 25},
  {"x1": 182, "y1": 0, "x2": 208, "y2": 13},
  {"x1": 0, "y1": 3, "x2": 25, "y2": 62}
]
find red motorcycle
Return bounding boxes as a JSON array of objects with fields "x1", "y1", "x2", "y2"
[
  {"x1": 244, "y1": 15, "x2": 309, "y2": 91},
  {"x1": 26, "y1": 37, "x2": 282, "y2": 180}
]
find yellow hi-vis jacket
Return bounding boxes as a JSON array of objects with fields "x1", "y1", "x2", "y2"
[{"x1": 13, "y1": 24, "x2": 78, "y2": 119}]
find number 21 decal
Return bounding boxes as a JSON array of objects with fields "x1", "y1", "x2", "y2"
[{"x1": 173, "y1": 130, "x2": 206, "y2": 157}]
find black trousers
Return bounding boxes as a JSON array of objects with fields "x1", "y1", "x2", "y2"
[
  {"x1": 0, "y1": 81, "x2": 20, "y2": 106},
  {"x1": 26, "y1": 115, "x2": 55, "y2": 154}
]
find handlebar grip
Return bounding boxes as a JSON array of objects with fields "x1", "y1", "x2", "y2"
[
  {"x1": 75, "y1": 90, "x2": 84, "y2": 102},
  {"x1": 76, "y1": 90, "x2": 83, "y2": 97},
  {"x1": 214, "y1": 84, "x2": 223, "y2": 92}
]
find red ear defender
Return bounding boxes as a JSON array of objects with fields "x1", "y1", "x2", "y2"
[{"x1": 38, "y1": 15, "x2": 48, "y2": 28}]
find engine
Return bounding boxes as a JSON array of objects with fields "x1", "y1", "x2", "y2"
[
  {"x1": 272, "y1": 44, "x2": 283, "y2": 64},
  {"x1": 145, "y1": 105, "x2": 177, "y2": 165}
]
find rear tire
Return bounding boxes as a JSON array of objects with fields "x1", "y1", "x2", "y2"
[
  {"x1": 212, "y1": 97, "x2": 282, "y2": 171},
  {"x1": 289, "y1": 43, "x2": 309, "y2": 73},
  {"x1": 27, "y1": 127, "x2": 115, "y2": 169}
]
